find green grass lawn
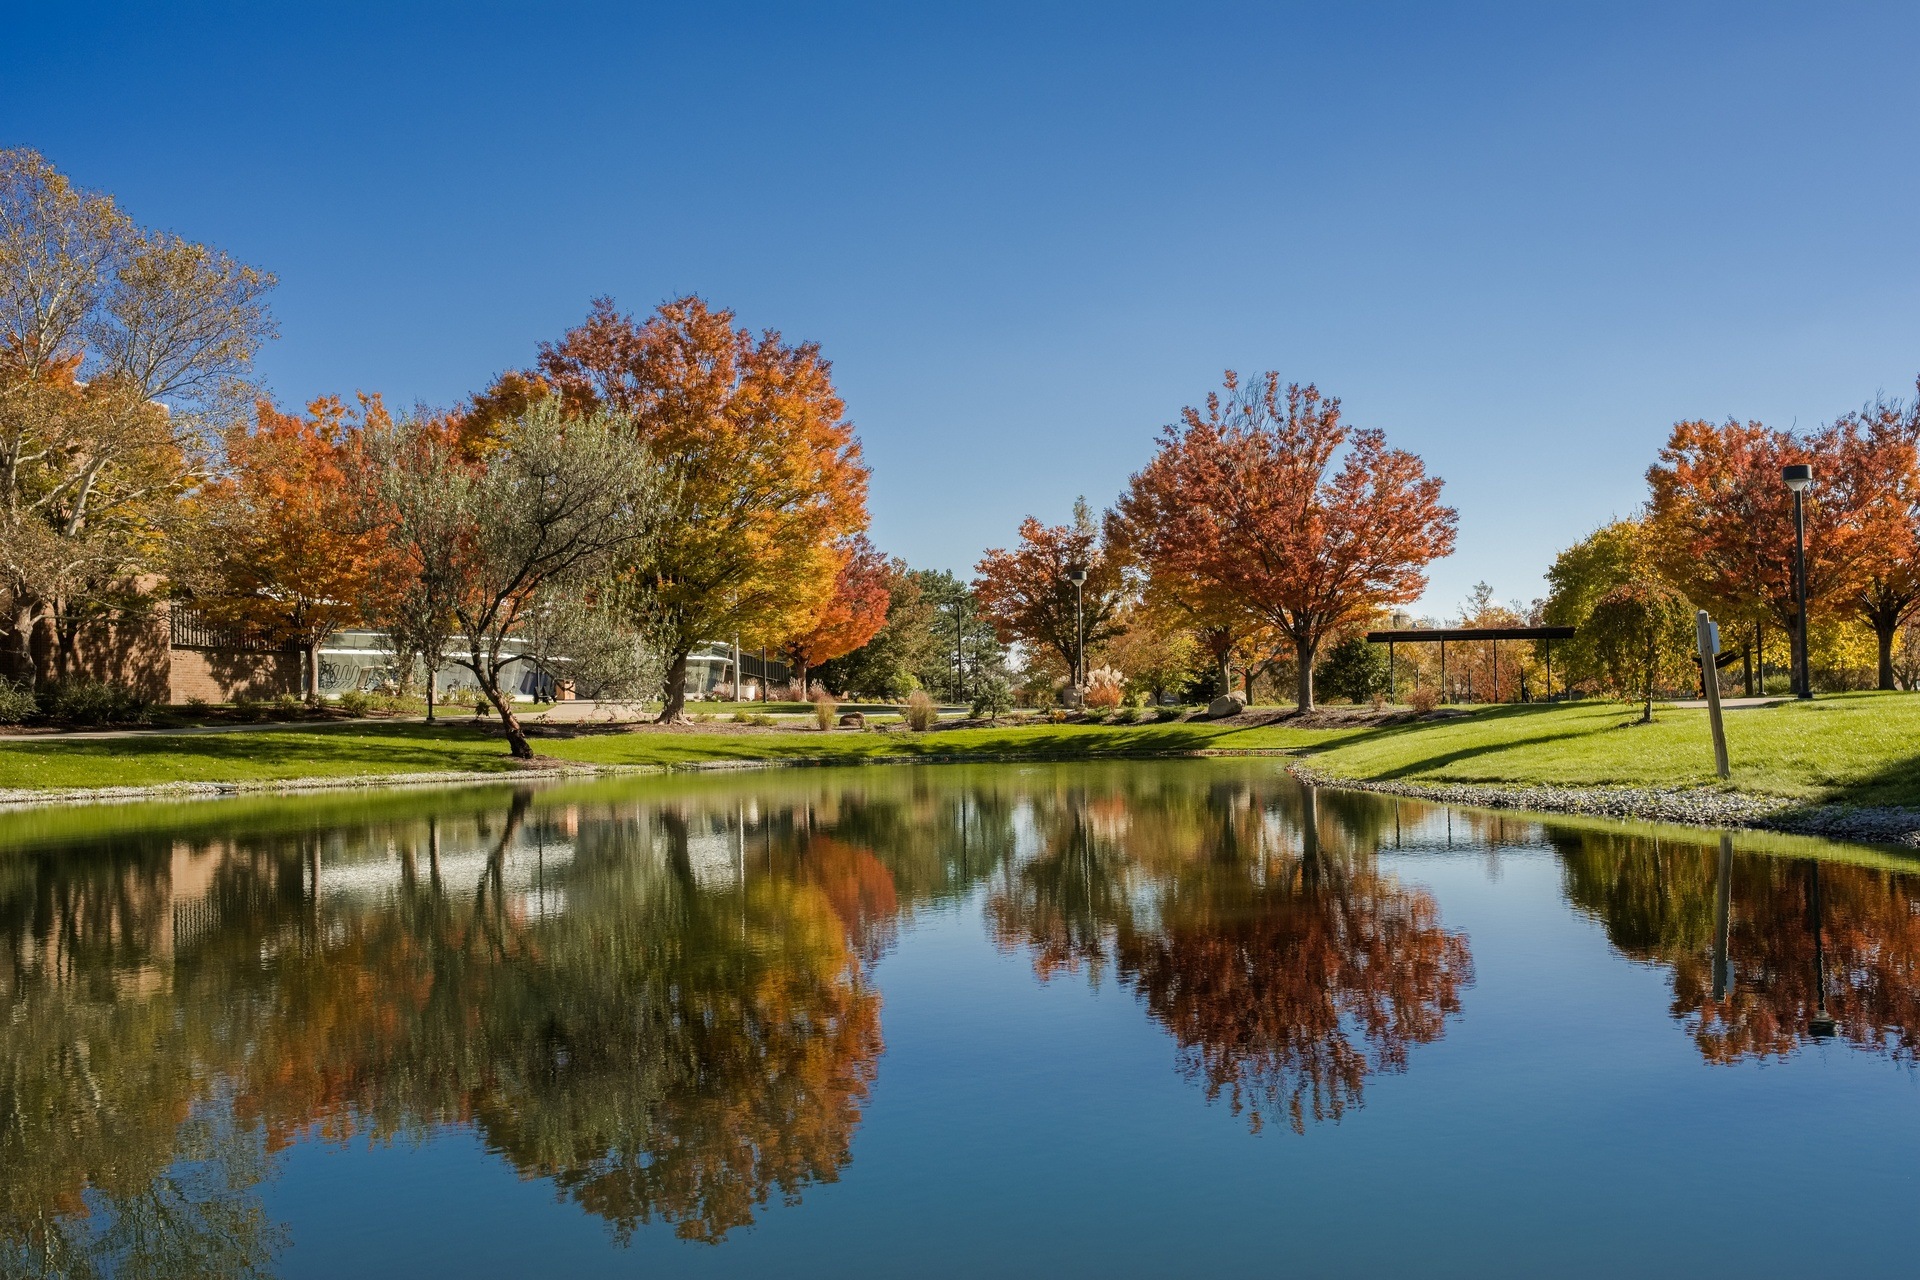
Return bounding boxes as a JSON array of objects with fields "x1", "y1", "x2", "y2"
[
  {"x1": 1305, "y1": 692, "x2": 1920, "y2": 806},
  {"x1": 0, "y1": 717, "x2": 1358, "y2": 791},
  {"x1": 5, "y1": 693, "x2": 1919, "y2": 808}
]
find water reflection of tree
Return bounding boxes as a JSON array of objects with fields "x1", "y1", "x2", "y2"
[
  {"x1": 991, "y1": 780, "x2": 1473, "y2": 1132},
  {"x1": 1557, "y1": 831, "x2": 1920, "y2": 1064},
  {"x1": 0, "y1": 785, "x2": 902, "y2": 1261}
]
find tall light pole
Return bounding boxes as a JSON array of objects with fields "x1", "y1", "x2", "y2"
[
  {"x1": 1782, "y1": 463, "x2": 1813, "y2": 700},
  {"x1": 949, "y1": 596, "x2": 965, "y2": 701},
  {"x1": 1065, "y1": 563, "x2": 1088, "y2": 693}
]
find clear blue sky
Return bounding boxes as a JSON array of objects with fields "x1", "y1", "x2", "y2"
[{"x1": 8, "y1": 3, "x2": 1918, "y2": 614}]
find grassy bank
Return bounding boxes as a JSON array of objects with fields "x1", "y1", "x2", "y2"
[
  {"x1": 2, "y1": 693, "x2": 1916, "y2": 809},
  {"x1": 1303, "y1": 692, "x2": 1920, "y2": 806},
  {"x1": 0, "y1": 718, "x2": 1362, "y2": 792}
]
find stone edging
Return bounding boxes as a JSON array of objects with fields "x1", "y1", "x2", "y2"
[{"x1": 1284, "y1": 763, "x2": 1920, "y2": 849}]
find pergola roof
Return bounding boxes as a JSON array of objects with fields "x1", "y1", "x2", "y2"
[{"x1": 1365, "y1": 626, "x2": 1575, "y2": 643}]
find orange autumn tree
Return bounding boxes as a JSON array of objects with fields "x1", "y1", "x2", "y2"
[
  {"x1": 780, "y1": 534, "x2": 890, "y2": 694},
  {"x1": 1645, "y1": 417, "x2": 1899, "y2": 689},
  {"x1": 1114, "y1": 437, "x2": 1271, "y2": 697},
  {"x1": 1832, "y1": 395, "x2": 1920, "y2": 688},
  {"x1": 973, "y1": 498, "x2": 1125, "y2": 685},
  {"x1": 198, "y1": 395, "x2": 394, "y2": 699},
  {"x1": 486, "y1": 296, "x2": 868, "y2": 721},
  {"x1": 1128, "y1": 372, "x2": 1456, "y2": 710}
]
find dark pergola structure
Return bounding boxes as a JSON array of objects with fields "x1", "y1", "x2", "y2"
[{"x1": 1366, "y1": 626, "x2": 1577, "y2": 704}]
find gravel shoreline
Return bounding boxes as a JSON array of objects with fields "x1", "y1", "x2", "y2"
[{"x1": 1286, "y1": 763, "x2": 1920, "y2": 848}]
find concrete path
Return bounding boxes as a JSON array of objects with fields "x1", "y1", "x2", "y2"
[
  {"x1": 0, "y1": 718, "x2": 385, "y2": 742},
  {"x1": 1664, "y1": 696, "x2": 1791, "y2": 710}
]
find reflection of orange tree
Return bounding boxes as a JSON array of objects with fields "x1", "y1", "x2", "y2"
[
  {"x1": 222, "y1": 807, "x2": 885, "y2": 1244},
  {"x1": 1560, "y1": 832, "x2": 1920, "y2": 1064},
  {"x1": 798, "y1": 835, "x2": 901, "y2": 964},
  {"x1": 0, "y1": 791, "x2": 889, "y2": 1255},
  {"x1": 990, "y1": 782, "x2": 1472, "y2": 1132}
]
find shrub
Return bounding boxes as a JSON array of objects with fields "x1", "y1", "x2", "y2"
[
  {"x1": 746, "y1": 712, "x2": 776, "y2": 727},
  {"x1": 272, "y1": 693, "x2": 304, "y2": 717},
  {"x1": 813, "y1": 689, "x2": 838, "y2": 730},
  {"x1": 39, "y1": 678, "x2": 152, "y2": 726},
  {"x1": 1047, "y1": 708, "x2": 1071, "y2": 724},
  {"x1": 904, "y1": 689, "x2": 938, "y2": 731},
  {"x1": 970, "y1": 675, "x2": 1014, "y2": 723},
  {"x1": 1318, "y1": 635, "x2": 1390, "y2": 704},
  {"x1": 336, "y1": 689, "x2": 374, "y2": 717},
  {"x1": 1407, "y1": 684, "x2": 1439, "y2": 713},
  {"x1": 184, "y1": 694, "x2": 209, "y2": 712},
  {"x1": 0, "y1": 678, "x2": 35, "y2": 725},
  {"x1": 1111, "y1": 705, "x2": 1139, "y2": 724}
]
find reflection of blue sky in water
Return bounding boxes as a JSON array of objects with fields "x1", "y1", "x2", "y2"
[{"x1": 3, "y1": 762, "x2": 1919, "y2": 1277}]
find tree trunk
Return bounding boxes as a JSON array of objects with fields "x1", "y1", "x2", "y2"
[
  {"x1": 1742, "y1": 635, "x2": 1754, "y2": 698},
  {"x1": 1876, "y1": 614, "x2": 1898, "y2": 691},
  {"x1": 425, "y1": 673, "x2": 436, "y2": 724},
  {"x1": 53, "y1": 602, "x2": 76, "y2": 681},
  {"x1": 796, "y1": 658, "x2": 809, "y2": 699},
  {"x1": 7, "y1": 601, "x2": 37, "y2": 687},
  {"x1": 1293, "y1": 634, "x2": 1317, "y2": 712},
  {"x1": 657, "y1": 650, "x2": 690, "y2": 723},
  {"x1": 305, "y1": 639, "x2": 320, "y2": 702},
  {"x1": 477, "y1": 676, "x2": 533, "y2": 758}
]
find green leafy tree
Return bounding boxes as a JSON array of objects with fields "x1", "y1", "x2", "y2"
[
  {"x1": 1542, "y1": 520, "x2": 1655, "y2": 693},
  {"x1": 1585, "y1": 580, "x2": 1697, "y2": 723},
  {"x1": 1316, "y1": 635, "x2": 1388, "y2": 704},
  {"x1": 911, "y1": 569, "x2": 1006, "y2": 701}
]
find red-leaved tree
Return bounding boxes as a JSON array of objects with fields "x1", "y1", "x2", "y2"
[
  {"x1": 973, "y1": 498, "x2": 1124, "y2": 684},
  {"x1": 1646, "y1": 416, "x2": 1905, "y2": 688},
  {"x1": 1126, "y1": 372, "x2": 1456, "y2": 710}
]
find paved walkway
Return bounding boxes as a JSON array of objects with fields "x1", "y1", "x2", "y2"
[
  {"x1": 0, "y1": 718, "x2": 375, "y2": 742},
  {"x1": 1664, "y1": 696, "x2": 1791, "y2": 710}
]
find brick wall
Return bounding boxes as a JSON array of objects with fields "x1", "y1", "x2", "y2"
[{"x1": 168, "y1": 649, "x2": 302, "y2": 703}]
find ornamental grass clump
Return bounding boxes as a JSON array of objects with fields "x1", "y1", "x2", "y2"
[
  {"x1": 813, "y1": 689, "x2": 838, "y2": 730},
  {"x1": 904, "y1": 689, "x2": 938, "y2": 731}
]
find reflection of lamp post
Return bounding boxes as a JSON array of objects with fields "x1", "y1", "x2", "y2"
[
  {"x1": 1807, "y1": 861, "x2": 1838, "y2": 1038},
  {"x1": 1782, "y1": 463, "x2": 1813, "y2": 700},
  {"x1": 1712, "y1": 835, "x2": 1733, "y2": 1002},
  {"x1": 1065, "y1": 563, "x2": 1088, "y2": 692}
]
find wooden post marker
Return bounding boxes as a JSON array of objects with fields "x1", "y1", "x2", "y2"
[{"x1": 1695, "y1": 610, "x2": 1730, "y2": 780}]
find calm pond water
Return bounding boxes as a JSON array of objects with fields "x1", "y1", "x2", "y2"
[{"x1": 3, "y1": 760, "x2": 1917, "y2": 1277}]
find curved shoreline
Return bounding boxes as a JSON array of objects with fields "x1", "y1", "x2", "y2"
[
  {"x1": 5, "y1": 746, "x2": 1919, "y2": 852},
  {"x1": 1284, "y1": 763, "x2": 1920, "y2": 849}
]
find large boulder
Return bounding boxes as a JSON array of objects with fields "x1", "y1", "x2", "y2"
[
  {"x1": 838, "y1": 711, "x2": 867, "y2": 728},
  {"x1": 1207, "y1": 693, "x2": 1247, "y2": 719}
]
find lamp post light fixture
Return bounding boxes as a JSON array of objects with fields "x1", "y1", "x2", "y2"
[
  {"x1": 1782, "y1": 463, "x2": 1813, "y2": 700},
  {"x1": 1065, "y1": 562, "x2": 1088, "y2": 692}
]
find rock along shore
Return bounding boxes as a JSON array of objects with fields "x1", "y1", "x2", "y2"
[{"x1": 1285, "y1": 763, "x2": 1920, "y2": 849}]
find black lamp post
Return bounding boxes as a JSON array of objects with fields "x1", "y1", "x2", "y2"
[
  {"x1": 1782, "y1": 463, "x2": 1813, "y2": 700},
  {"x1": 1065, "y1": 563, "x2": 1088, "y2": 691}
]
